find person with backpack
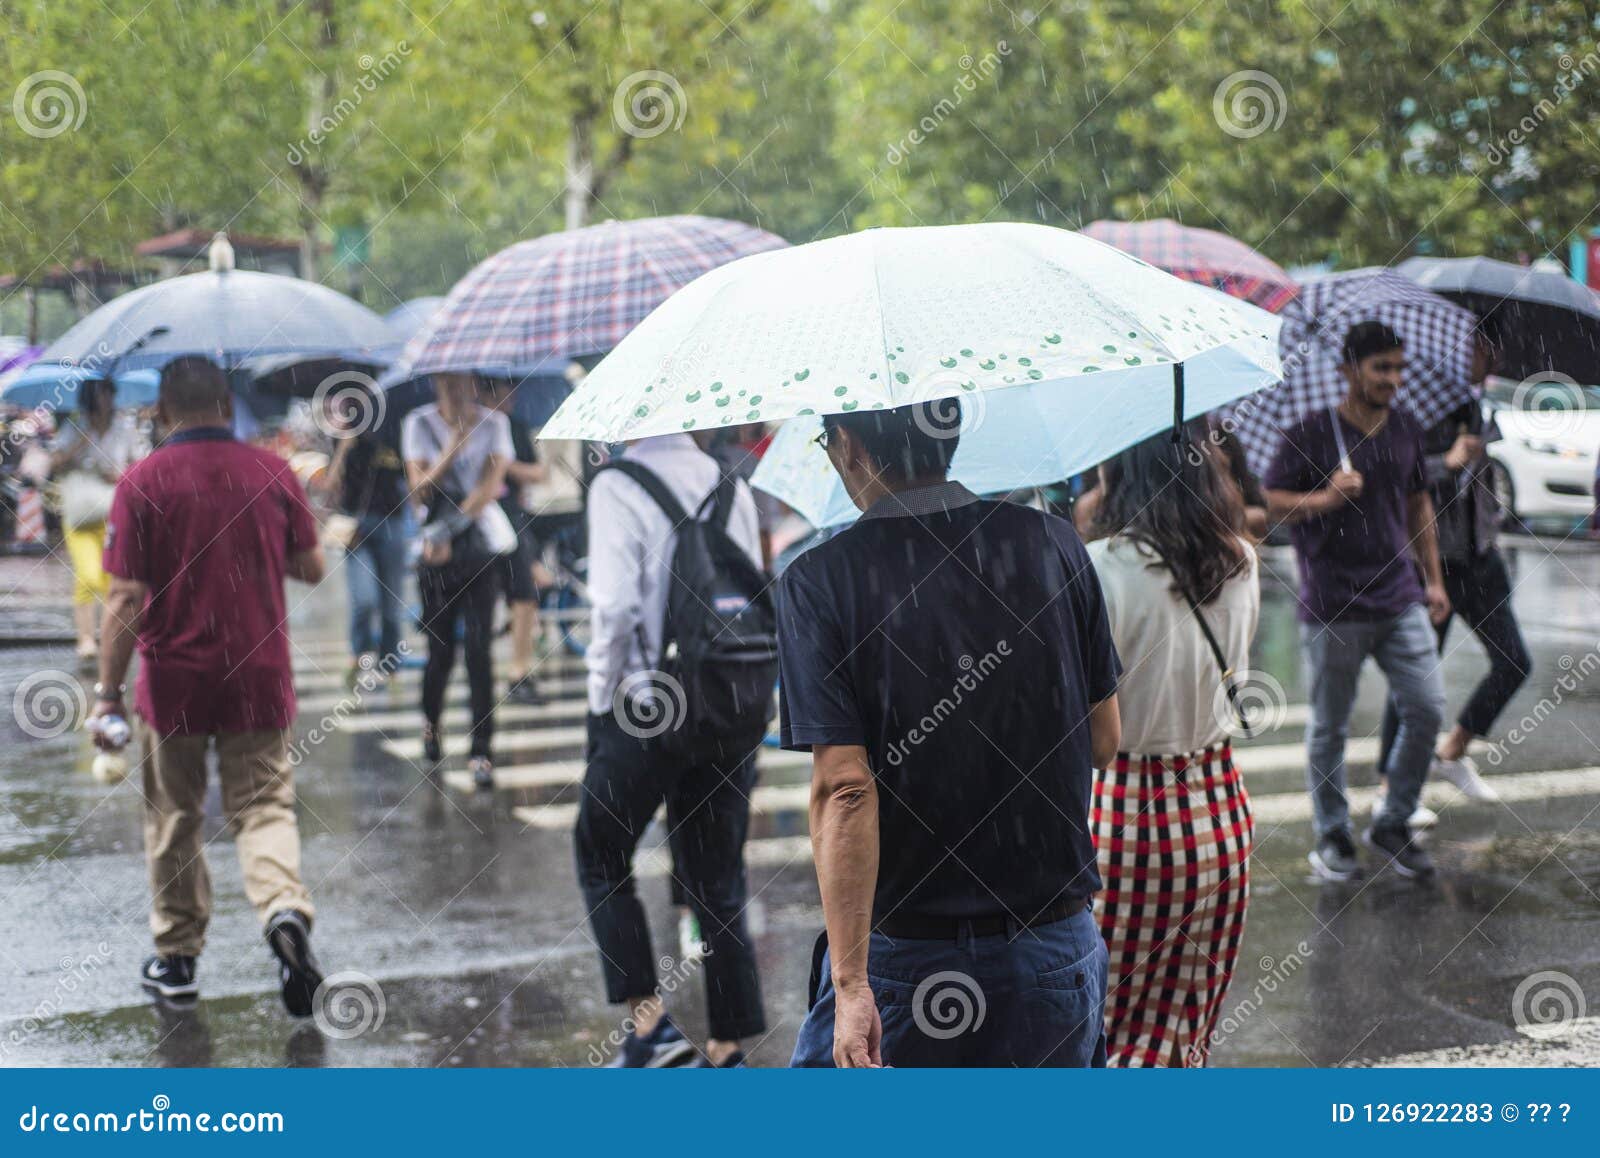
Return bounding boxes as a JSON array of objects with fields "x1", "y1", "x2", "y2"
[{"x1": 574, "y1": 431, "x2": 775, "y2": 1068}]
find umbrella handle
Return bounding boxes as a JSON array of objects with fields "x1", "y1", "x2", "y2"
[{"x1": 1171, "y1": 362, "x2": 1185, "y2": 442}]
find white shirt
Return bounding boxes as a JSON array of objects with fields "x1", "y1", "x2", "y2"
[
  {"x1": 1087, "y1": 535, "x2": 1260, "y2": 755},
  {"x1": 586, "y1": 434, "x2": 762, "y2": 714},
  {"x1": 401, "y1": 403, "x2": 513, "y2": 497}
]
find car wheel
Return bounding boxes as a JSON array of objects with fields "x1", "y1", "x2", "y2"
[{"x1": 1490, "y1": 459, "x2": 1518, "y2": 527}]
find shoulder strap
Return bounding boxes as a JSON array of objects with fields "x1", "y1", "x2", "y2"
[
  {"x1": 604, "y1": 459, "x2": 690, "y2": 527},
  {"x1": 697, "y1": 473, "x2": 740, "y2": 529},
  {"x1": 1167, "y1": 563, "x2": 1256, "y2": 737}
]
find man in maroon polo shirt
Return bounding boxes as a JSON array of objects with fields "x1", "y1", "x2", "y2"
[{"x1": 89, "y1": 356, "x2": 328, "y2": 1014}]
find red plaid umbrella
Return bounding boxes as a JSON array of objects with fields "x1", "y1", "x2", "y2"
[
  {"x1": 1081, "y1": 218, "x2": 1298, "y2": 313},
  {"x1": 392, "y1": 215, "x2": 787, "y2": 381},
  {"x1": 1227, "y1": 268, "x2": 1480, "y2": 480}
]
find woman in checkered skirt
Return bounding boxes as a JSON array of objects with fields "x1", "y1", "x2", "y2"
[{"x1": 1084, "y1": 424, "x2": 1260, "y2": 1066}]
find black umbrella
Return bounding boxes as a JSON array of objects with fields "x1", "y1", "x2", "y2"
[{"x1": 1399, "y1": 256, "x2": 1600, "y2": 383}]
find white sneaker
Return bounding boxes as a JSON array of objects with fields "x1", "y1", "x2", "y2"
[
  {"x1": 1433, "y1": 755, "x2": 1501, "y2": 802},
  {"x1": 1373, "y1": 788, "x2": 1439, "y2": 830}
]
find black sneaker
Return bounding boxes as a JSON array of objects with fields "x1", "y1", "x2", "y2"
[
  {"x1": 1364, "y1": 822, "x2": 1436, "y2": 879},
  {"x1": 264, "y1": 909, "x2": 324, "y2": 1018},
  {"x1": 506, "y1": 676, "x2": 547, "y2": 706},
  {"x1": 422, "y1": 724, "x2": 442, "y2": 765},
  {"x1": 605, "y1": 1014, "x2": 695, "y2": 1068},
  {"x1": 140, "y1": 954, "x2": 198, "y2": 999},
  {"x1": 1308, "y1": 829, "x2": 1362, "y2": 881},
  {"x1": 685, "y1": 1048, "x2": 747, "y2": 1068},
  {"x1": 469, "y1": 756, "x2": 494, "y2": 791}
]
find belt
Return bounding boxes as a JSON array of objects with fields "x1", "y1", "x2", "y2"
[{"x1": 875, "y1": 896, "x2": 1086, "y2": 941}]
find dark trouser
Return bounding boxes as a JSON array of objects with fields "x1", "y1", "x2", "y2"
[
  {"x1": 1379, "y1": 549, "x2": 1531, "y2": 767},
  {"x1": 574, "y1": 712, "x2": 766, "y2": 1041},
  {"x1": 418, "y1": 564, "x2": 499, "y2": 759},
  {"x1": 791, "y1": 906, "x2": 1108, "y2": 1067}
]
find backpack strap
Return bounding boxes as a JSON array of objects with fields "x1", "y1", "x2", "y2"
[
  {"x1": 603, "y1": 459, "x2": 690, "y2": 527},
  {"x1": 697, "y1": 473, "x2": 740, "y2": 529}
]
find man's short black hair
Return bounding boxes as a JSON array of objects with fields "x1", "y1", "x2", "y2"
[
  {"x1": 824, "y1": 398, "x2": 960, "y2": 481},
  {"x1": 1340, "y1": 320, "x2": 1404, "y2": 367},
  {"x1": 158, "y1": 355, "x2": 230, "y2": 421}
]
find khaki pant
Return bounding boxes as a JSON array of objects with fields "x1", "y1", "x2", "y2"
[{"x1": 136, "y1": 722, "x2": 314, "y2": 957}]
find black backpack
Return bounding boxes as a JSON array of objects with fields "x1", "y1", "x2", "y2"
[{"x1": 602, "y1": 460, "x2": 779, "y2": 762}]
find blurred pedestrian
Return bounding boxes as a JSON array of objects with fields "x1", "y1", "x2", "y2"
[
  {"x1": 51, "y1": 377, "x2": 139, "y2": 662},
  {"x1": 781, "y1": 400, "x2": 1121, "y2": 1068},
  {"x1": 1084, "y1": 423, "x2": 1259, "y2": 1067},
  {"x1": 1375, "y1": 341, "x2": 1524, "y2": 824},
  {"x1": 402, "y1": 371, "x2": 514, "y2": 789},
  {"x1": 479, "y1": 378, "x2": 548, "y2": 705},
  {"x1": 90, "y1": 356, "x2": 327, "y2": 1013},
  {"x1": 323, "y1": 386, "x2": 412, "y2": 686},
  {"x1": 575, "y1": 431, "x2": 772, "y2": 1068},
  {"x1": 1263, "y1": 322, "x2": 1449, "y2": 881}
]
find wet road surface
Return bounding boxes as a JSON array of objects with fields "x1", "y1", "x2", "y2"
[{"x1": 2, "y1": 536, "x2": 1598, "y2": 1067}]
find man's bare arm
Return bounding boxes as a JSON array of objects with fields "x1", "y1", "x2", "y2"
[
  {"x1": 811, "y1": 743, "x2": 882, "y2": 1067},
  {"x1": 97, "y1": 576, "x2": 147, "y2": 702},
  {"x1": 1088, "y1": 693, "x2": 1121, "y2": 770}
]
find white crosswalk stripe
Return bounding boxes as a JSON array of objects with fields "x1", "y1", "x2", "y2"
[{"x1": 290, "y1": 647, "x2": 1597, "y2": 875}]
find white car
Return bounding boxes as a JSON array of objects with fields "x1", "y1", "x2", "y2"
[{"x1": 1482, "y1": 376, "x2": 1600, "y2": 527}]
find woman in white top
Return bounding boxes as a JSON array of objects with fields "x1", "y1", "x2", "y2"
[
  {"x1": 402, "y1": 371, "x2": 513, "y2": 790},
  {"x1": 1084, "y1": 424, "x2": 1261, "y2": 1068},
  {"x1": 51, "y1": 378, "x2": 140, "y2": 662}
]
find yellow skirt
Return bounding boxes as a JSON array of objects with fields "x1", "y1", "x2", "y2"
[{"x1": 64, "y1": 524, "x2": 109, "y2": 606}]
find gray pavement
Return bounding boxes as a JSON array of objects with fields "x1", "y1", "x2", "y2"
[{"x1": 2, "y1": 535, "x2": 1598, "y2": 1067}]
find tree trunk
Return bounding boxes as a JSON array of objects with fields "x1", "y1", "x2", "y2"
[{"x1": 565, "y1": 111, "x2": 594, "y2": 230}]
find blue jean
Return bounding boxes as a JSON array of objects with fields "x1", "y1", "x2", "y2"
[
  {"x1": 1301, "y1": 603, "x2": 1446, "y2": 836},
  {"x1": 791, "y1": 906, "x2": 1107, "y2": 1067},
  {"x1": 345, "y1": 512, "x2": 411, "y2": 659}
]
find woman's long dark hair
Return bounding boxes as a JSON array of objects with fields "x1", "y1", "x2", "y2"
[{"x1": 1089, "y1": 419, "x2": 1249, "y2": 605}]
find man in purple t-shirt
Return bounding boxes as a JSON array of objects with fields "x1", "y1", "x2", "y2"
[
  {"x1": 1264, "y1": 322, "x2": 1450, "y2": 882},
  {"x1": 89, "y1": 357, "x2": 329, "y2": 1014}
]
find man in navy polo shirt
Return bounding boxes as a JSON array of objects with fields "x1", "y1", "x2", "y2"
[
  {"x1": 1264, "y1": 321, "x2": 1450, "y2": 882},
  {"x1": 779, "y1": 400, "x2": 1122, "y2": 1068},
  {"x1": 90, "y1": 357, "x2": 329, "y2": 1013}
]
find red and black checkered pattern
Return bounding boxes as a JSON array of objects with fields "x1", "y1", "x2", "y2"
[
  {"x1": 1227, "y1": 268, "x2": 1480, "y2": 480},
  {"x1": 397, "y1": 215, "x2": 787, "y2": 378},
  {"x1": 1081, "y1": 218, "x2": 1299, "y2": 313},
  {"x1": 1093, "y1": 743, "x2": 1253, "y2": 1068}
]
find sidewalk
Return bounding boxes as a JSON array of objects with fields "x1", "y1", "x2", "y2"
[{"x1": 0, "y1": 550, "x2": 76, "y2": 645}]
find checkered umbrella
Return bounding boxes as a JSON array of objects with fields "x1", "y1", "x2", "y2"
[
  {"x1": 1080, "y1": 218, "x2": 1299, "y2": 313},
  {"x1": 1228, "y1": 268, "x2": 1480, "y2": 480},
  {"x1": 388, "y1": 216, "x2": 788, "y2": 382}
]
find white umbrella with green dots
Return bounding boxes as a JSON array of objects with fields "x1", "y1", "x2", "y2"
[{"x1": 539, "y1": 222, "x2": 1280, "y2": 463}]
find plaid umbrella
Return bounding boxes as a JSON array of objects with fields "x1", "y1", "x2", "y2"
[
  {"x1": 1229, "y1": 268, "x2": 1480, "y2": 480},
  {"x1": 391, "y1": 216, "x2": 787, "y2": 382},
  {"x1": 1080, "y1": 218, "x2": 1299, "y2": 312}
]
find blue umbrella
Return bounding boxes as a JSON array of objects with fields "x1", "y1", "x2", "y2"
[
  {"x1": 384, "y1": 296, "x2": 446, "y2": 342},
  {"x1": 1, "y1": 363, "x2": 161, "y2": 410},
  {"x1": 29, "y1": 265, "x2": 395, "y2": 395}
]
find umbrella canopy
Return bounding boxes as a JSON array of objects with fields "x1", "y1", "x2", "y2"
[
  {"x1": 751, "y1": 286, "x2": 1282, "y2": 527},
  {"x1": 388, "y1": 216, "x2": 788, "y2": 384},
  {"x1": 1228, "y1": 268, "x2": 1479, "y2": 481},
  {"x1": 542, "y1": 223, "x2": 1280, "y2": 455},
  {"x1": 1080, "y1": 218, "x2": 1298, "y2": 312},
  {"x1": 1399, "y1": 255, "x2": 1600, "y2": 383},
  {"x1": 384, "y1": 296, "x2": 446, "y2": 342},
  {"x1": 30, "y1": 267, "x2": 395, "y2": 385},
  {"x1": 2, "y1": 363, "x2": 160, "y2": 410}
]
